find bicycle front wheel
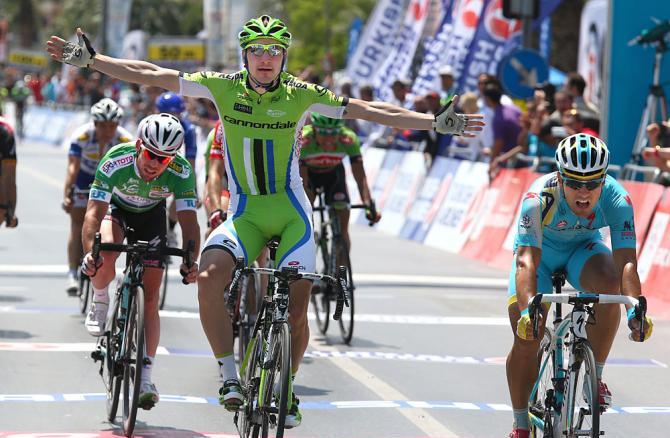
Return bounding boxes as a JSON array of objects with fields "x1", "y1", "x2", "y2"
[
  {"x1": 311, "y1": 233, "x2": 330, "y2": 334},
  {"x1": 335, "y1": 237, "x2": 355, "y2": 344},
  {"x1": 239, "y1": 331, "x2": 264, "y2": 438},
  {"x1": 561, "y1": 340, "x2": 600, "y2": 438},
  {"x1": 104, "y1": 297, "x2": 123, "y2": 422},
  {"x1": 78, "y1": 272, "x2": 92, "y2": 315},
  {"x1": 261, "y1": 322, "x2": 292, "y2": 438},
  {"x1": 122, "y1": 287, "x2": 145, "y2": 437},
  {"x1": 529, "y1": 328, "x2": 559, "y2": 438}
]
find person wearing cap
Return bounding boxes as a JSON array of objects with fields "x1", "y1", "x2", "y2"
[{"x1": 438, "y1": 65, "x2": 456, "y2": 106}]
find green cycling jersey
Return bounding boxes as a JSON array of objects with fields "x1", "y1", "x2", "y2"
[
  {"x1": 89, "y1": 143, "x2": 197, "y2": 213},
  {"x1": 179, "y1": 70, "x2": 347, "y2": 196},
  {"x1": 300, "y1": 124, "x2": 361, "y2": 171}
]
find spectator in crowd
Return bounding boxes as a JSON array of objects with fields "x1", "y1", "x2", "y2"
[
  {"x1": 359, "y1": 85, "x2": 374, "y2": 102},
  {"x1": 25, "y1": 74, "x2": 44, "y2": 104},
  {"x1": 10, "y1": 78, "x2": 30, "y2": 138},
  {"x1": 565, "y1": 71, "x2": 600, "y2": 117},
  {"x1": 447, "y1": 92, "x2": 487, "y2": 162},
  {"x1": 562, "y1": 108, "x2": 599, "y2": 137},
  {"x1": 390, "y1": 79, "x2": 410, "y2": 107},
  {"x1": 476, "y1": 74, "x2": 514, "y2": 153},
  {"x1": 483, "y1": 83, "x2": 522, "y2": 166},
  {"x1": 438, "y1": 65, "x2": 456, "y2": 106},
  {"x1": 642, "y1": 119, "x2": 670, "y2": 184},
  {"x1": 356, "y1": 85, "x2": 376, "y2": 144},
  {"x1": 547, "y1": 89, "x2": 574, "y2": 123}
]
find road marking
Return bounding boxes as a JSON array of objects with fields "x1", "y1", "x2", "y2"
[
  {"x1": 0, "y1": 264, "x2": 509, "y2": 288},
  {"x1": 18, "y1": 164, "x2": 62, "y2": 188},
  {"x1": 309, "y1": 338, "x2": 459, "y2": 438},
  {"x1": 0, "y1": 432, "x2": 239, "y2": 438},
  {"x1": 1, "y1": 342, "x2": 664, "y2": 368},
  {"x1": 0, "y1": 286, "x2": 26, "y2": 292},
  {"x1": 0, "y1": 394, "x2": 668, "y2": 415}
]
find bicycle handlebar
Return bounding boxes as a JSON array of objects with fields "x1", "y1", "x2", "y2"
[{"x1": 529, "y1": 292, "x2": 648, "y2": 340}]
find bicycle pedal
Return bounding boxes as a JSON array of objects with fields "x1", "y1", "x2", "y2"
[{"x1": 90, "y1": 350, "x2": 103, "y2": 362}]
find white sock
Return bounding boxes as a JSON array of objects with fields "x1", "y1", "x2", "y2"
[
  {"x1": 68, "y1": 268, "x2": 77, "y2": 278},
  {"x1": 217, "y1": 354, "x2": 239, "y2": 381},
  {"x1": 92, "y1": 285, "x2": 109, "y2": 304},
  {"x1": 142, "y1": 355, "x2": 155, "y2": 383}
]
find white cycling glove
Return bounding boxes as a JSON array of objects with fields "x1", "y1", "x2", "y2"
[
  {"x1": 432, "y1": 96, "x2": 467, "y2": 136},
  {"x1": 61, "y1": 32, "x2": 97, "y2": 68}
]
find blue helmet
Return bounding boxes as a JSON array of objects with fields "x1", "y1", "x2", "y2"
[
  {"x1": 155, "y1": 92, "x2": 185, "y2": 114},
  {"x1": 555, "y1": 133, "x2": 609, "y2": 180}
]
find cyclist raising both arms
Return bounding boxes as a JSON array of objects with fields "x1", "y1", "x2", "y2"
[
  {"x1": 62, "y1": 98, "x2": 132, "y2": 294},
  {"x1": 0, "y1": 115, "x2": 17, "y2": 228},
  {"x1": 47, "y1": 17, "x2": 482, "y2": 428},
  {"x1": 506, "y1": 134, "x2": 654, "y2": 438},
  {"x1": 79, "y1": 113, "x2": 200, "y2": 411},
  {"x1": 300, "y1": 113, "x2": 380, "y2": 254}
]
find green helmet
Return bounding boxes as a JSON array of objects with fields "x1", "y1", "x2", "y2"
[
  {"x1": 239, "y1": 15, "x2": 292, "y2": 49},
  {"x1": 310, "y1": 113, "x2": 343, "y2": 130}
]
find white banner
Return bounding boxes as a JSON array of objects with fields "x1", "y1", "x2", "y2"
[
  {"x1": 350, "y1": 147, "x2": 387, "y2": 224},
  {"x1": 346, "y1": 0, "x2": 407, "y2": 88},
  {"x1": 373, "y1": 0, "x2": 432, "y2": 103},
  {"x1": 106, "y1": 0, "x2": 134, "y2": 58},
  {"x1": 122, "y1": 30, "x2": 147, "y2": 60},
  {"x1": 578, "y1": 0, "x2": 608, "y2": 107},
  {"x1": 377, "y1": 151, "x2": 427, "y2": 235},
  {"x1": 204, "y1": 0, "x2": 226, "y2": 69},
  {"x1": 423, "y1": 161, "x2": 488, "y2": 253}
]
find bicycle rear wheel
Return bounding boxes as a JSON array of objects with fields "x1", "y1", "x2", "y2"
[
  {"x1": 78, "y1": 271, "x2": 92, "y2": 315},
  {"x1": 104, "y1": 297, "x2": 123, "y2": 422},
  {"x1": 122, "y1": 287, "x2": 145, "y2": 437},
  {"x1": 529, "y1": 328, "x2": 559, "y2": 438},
  {"x1": 261, "y1": 322, "x2": 291, "y2": 438},
  {"x1": 335, "y1": 237, "x2": 355, "y2": 344},
  {"x1": 561, "y1": 340, "x2": 600, "y2": 438},
  {"x1": 311, "y1": 233, "x2": 330, "y2": 334},
  {"x1": 159, "y1": 261, "x2": 168, "y2": 310}
]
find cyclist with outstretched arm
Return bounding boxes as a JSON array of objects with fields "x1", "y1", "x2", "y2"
[
  {"x1": 79, "y1": 114, "x2": 200, "y2": 411},
  {"x1": 47, "y1": 17, "x2": 483, "y2": 428},
  {"x1": 506, "y1": 133, "x2": 654, "y2": 438}
]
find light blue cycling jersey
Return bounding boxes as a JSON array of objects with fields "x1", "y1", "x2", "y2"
[{"x1": 515, "y1": 172, "x2": 636, "y2": 252}]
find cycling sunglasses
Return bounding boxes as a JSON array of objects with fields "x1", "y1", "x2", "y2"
[
  {"x1": 562, "y1": 177, "x2": 604, "y2": 191},
  {"x1": 246, "y1": 44, "x2": 284, "y2": 57},
  {"x1": 141, "y1": 146, "x2": 172, "y2": 165}
]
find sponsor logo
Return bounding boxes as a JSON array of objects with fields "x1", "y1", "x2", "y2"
[
  {"x1": 197, "y1": 71, "x2": 225, "y2": 80},
  {"x1": 524, "y1": 192, "x2": 538, "y2": 200},
  {"x1": 267, "y1": 109, "x2": 286, "y2": 118},
  {"x1": 520, "y1": 214, "x2": 533, "y2": 229},
  {"x1": 271, "y1": 95, "x2": 281, "y2": 103},
  {"x1": 304, "y1": 155, "x2": 344, "y2": 168},
  {"x1": 283, "y1": 77, "x2": 309, "y2": 90},
  {"x1": 484, "y1": 0, "x2": 522, "y2": 42},
  {"x1": 461, "y1": 0, "x2": 484, "y2": 28},
  {"x1": 234, "y1": 102, "x2": 253, "y2": 114},
  {"x1": 624, "y1": 220, "x2": 633, "y2": 231},
  {"x1": 90, "y1": 188, "x2": 107, "y2": 200},
  {"x1": 184, "y1": 200, "x2": 197, "y2": 208},
  {"x1": 221, "y1": 238, "x2": 238, "y2": 250},
  {"x1": 93, "y1": 179, "x2": 109, "y2": 190},
  {"x1": 557, "y1": 220, "x2": 568, "y2": 229},
  {"x1": 288, "y1": 261, "x2": 300, "y2": 266},
  {"x1": 237, "y1": 92, "x2": 252, "y2": 101},
  {"x1": 181, "y1": 189, "x2": 197, "y2": 197},
  {"x1": 149, "y1": 185, "x2": 171, "y2": 198},
  {"x1": 100, "y1": 154, "x2": 133, "y2": 175},
  {"x1": 120, "y1": 179, "x2": 141, "y2": 195},
  {"x1": 411, "y1": 0, "x2": 429, "y2": 20},
  {"x1": 223, "y1": 115, "x2": 296, "y2": 130},
  {"x1": 312, "y1": 84, "x2": 329, "y2": 96},
  {"x1": 168, "y1": 160, "x2": 184, "y2": 173},
  {"x1": 622, "y1": 219, "x2": 636, "y2": 239}
]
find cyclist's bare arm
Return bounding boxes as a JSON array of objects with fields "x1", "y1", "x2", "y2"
[
  {"x1": 515, "y1": 245, "x2": 542, "y2": 311},
  {"x1": 177, "y1": 210, "x2": 201, "y2": 283},
  {"x1": 46, "y1": 28, "x2": 180, "y2": 91},
  {"x1": 63, "y1": 156, "x2": 80, "y2": 207},
  {"x1": 350, "y1": 159, "x2": 372, "y2": 204},
  {"x1": 206, "y1": 159, "x2": 225, "y2": 214},
  {"x1": 343, "y1": 98, "x2": 434, "y2": 130},
  {"x1": 82, "y1": 199, "x2": 108, "y2": 253},
  {"x1": 613, "y1": 247, "x2": 642, "y2": 300}
]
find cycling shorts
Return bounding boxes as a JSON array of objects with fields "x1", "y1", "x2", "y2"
[
  {"x1": 507, "y1": 236, "x2": 611, "y2": 306},
  {"x1": 307, "y1": 163, "x2": 349, "y2": 208},
  {"x1": 72, "y1": 172, "x2": 95, "y2": 208},
  {"x1": 203, "y1": 189, "x2": 315, "y2": 272},
  {"x1": 104, "y1": 200, "x2": 167, "y2": 268}
]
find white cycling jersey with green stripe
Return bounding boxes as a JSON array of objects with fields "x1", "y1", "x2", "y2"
[{"x1": 179, "y1": 70, "x2": 348, "y2": 197}]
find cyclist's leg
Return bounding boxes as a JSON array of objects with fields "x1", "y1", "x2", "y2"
[
  {"x1": 565, "y1": 239, "x2": 620, "y2": 365},
  {"x1": 326, "y1": 164, "x2": 352, "y2": 257},
  {"x1": 506, "y1": 249, "x2": 558, "y2": 430},
  {"x1": 68, "y1": 207, "x2": 86, "y2": 270}
]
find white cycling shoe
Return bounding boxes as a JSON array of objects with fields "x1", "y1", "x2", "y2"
[{"x1": 84, "y1": 301, "x2": 108, "y2": 336}]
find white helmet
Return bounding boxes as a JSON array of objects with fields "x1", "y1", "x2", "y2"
[
  {"x1": 555, "y1": 133, "x2": 609, "y2": 180},
  {"x1": 137, "y1": 113, "x2": 184, "y2": 156},
  {"x1": 91, "y1": 98, "x2": 123, "y2": 122}
]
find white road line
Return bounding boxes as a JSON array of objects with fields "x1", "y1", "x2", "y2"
[
  {"x1": 309, "y1": 337, "x2": 459, "y2": 437},
  {"x1": 19, "y1": 164, "x2": 62, "y2": 188}
]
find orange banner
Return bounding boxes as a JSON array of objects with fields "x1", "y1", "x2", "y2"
[{"x1": 638, "y1": 189, "x2": 670, "y2": 318}]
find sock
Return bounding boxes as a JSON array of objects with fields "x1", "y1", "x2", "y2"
[
  {"x1": 216, "y1": 353, "x2": 238, "y2": 381},
  {"x1": 68, "y1": 268, "x2": 77, "y2": 278},
  {"x1": 92, "y1": 285, "x2": 109, "y2": 304},
  {"x1": 168, "y1": 219, "x2": 177, "y2": 230},
  {"x1": 142, "y1": 355, "x2": 154, "y2": 383},
  {"x1": 596, "y1": 362, "x2": 605, "y2": 380},
  {"x1": 513, "y1": 408, "x2": 529, "y2": 430}
]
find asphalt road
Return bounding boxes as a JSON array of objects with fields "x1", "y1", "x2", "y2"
[{"x1": 1, "y1": 141, "x2": 668, "y2": 437}]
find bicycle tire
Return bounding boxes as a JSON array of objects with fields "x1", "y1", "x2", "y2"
[
  {"x1": 261, "y1": 322, "x2": 291, "y2": 438},
  {"x1": 529, "y1": 328, "x2": 558, "y2": 438},
  {"x1": 122, "y1": 286, "x2": 145, "y2": 437},
  {"x1": 561, "y1": 340, "x2": 600, "y2": 438},
  {"x1": 312, "y1": 232, "x2": 330, "y2": 334},
  {"x1": 104, "y1": 297, "x2": 123, "y2": 422},
  {"x1": 159, "y1": 261, "x2": 168, "y2": 310},
  {"x1": 78, "y1": 272, "x2": 92, "y2": 315},
  {"x1": 239, "y1": 332, "x2": 263, "y2": 438},
  {"x1": 335, "y1": 237, "x2": 355, "y2": 344}
]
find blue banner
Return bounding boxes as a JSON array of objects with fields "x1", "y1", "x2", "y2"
[
  {"x1": 539, "y1": 16, "x2": 551, "y2": 59},
  {"x1": 347, "y1": 17, "x2": 364, "y2": 66}
]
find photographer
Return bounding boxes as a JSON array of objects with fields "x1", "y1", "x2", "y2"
[{"x1": 642, "y1": 119, "x2": 670, "y2": 174}]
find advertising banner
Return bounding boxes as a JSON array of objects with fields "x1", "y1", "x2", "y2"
[
  {"x1": 400, "y1": 157, "x2": 460, "y2": 241},
  {"x1": 423, "y1": 161, "x2": 489, "y2": 252},
  {"x1": 346, "y1": 0, "x2": 407, "y2": 88},
  {"x1": 638, "y1": 190, "x2": 670, "y2": 317},
  {"x1": 377, "y1": 151, "x2": 427, "y2": 235},
  {"x1": 106, "y1": 0, "x2": 134, "y2": 58},
  {"x1": 147, "y1": 38, "x2": 206, "y2": 70},
  {"x1": 358, "y1": 149, "x2": 405, "y2": 226},
  {"x1": 578, "y1": 0, "x2": 607, "y2": 107},
  {"x1": 347, "y1": 147, "x2": 386, "y2": 224}
]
